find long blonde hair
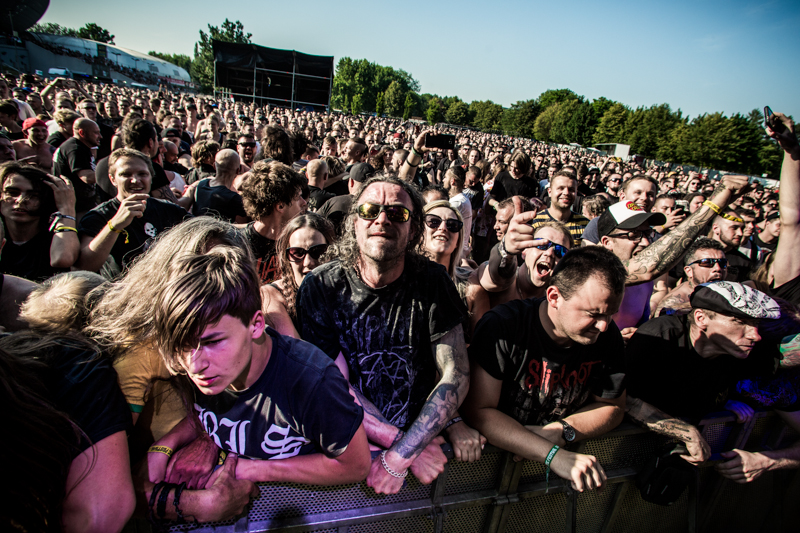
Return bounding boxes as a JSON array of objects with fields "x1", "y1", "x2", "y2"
[{"x1": 421, "y1": 200, "x2": 464, "y2": 280}]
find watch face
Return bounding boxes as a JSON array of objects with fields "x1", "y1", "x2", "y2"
[{"x1": 562, "y1": 422, "x2": 576, "y2": 442}]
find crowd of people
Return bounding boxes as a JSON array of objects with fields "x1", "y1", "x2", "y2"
[{"x1": 2, "y1": 71, "x2": 800, "y2": 531}]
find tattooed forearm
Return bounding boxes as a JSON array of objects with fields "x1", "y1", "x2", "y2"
[
  {"x1": 625, "y1": 206, "x2": 717, "y2": 285},
  {"x1": 392, "y1": 326, "x2": 470, "y2": 461},
  {"x1": 350, "y1": 385, "x2": 402, "y2": 448},
  {"x1": 626, "y1": 396, "x2": 697, "y2": 442}
]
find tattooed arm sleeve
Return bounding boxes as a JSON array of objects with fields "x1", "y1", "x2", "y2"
[
  {"x1": 391, "y1": 325, "x2": 470, "y2": 461},
  {"x1": 626, "y1": 395, "x2": 701, "y2": 442}
]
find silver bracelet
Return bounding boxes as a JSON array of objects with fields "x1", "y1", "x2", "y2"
[{"x1": 380, "y1": 450, "x2": 408, "y2": 478}]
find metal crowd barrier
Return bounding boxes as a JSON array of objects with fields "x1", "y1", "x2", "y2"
[{"x1": 132, "y1": 411, "x2": 799, "y2": 533}]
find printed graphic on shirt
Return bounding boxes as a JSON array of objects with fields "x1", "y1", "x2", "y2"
[{"x1": 196, "y1": 404, "x2": 310, "y2": 460}]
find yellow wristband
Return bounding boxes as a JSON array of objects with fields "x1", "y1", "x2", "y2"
[
  {"x1": 217, "y1": 450, "x2": 227, "y2": 465},
  {"x1": 107, "y1": 221, "x2": 130, "y2": 244},
  {"x1": 147, "y1": 445, "x2": 174, "y2": 457},
  {"x1": 54, "y1": 226, "x2": 78, "y2": 234},
  {"x1": 702, "y1": 200, "x2": 722, "y2": 215}
]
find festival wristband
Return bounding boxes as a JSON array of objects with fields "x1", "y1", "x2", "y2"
[
  {"x1": 544, "y1": 444, "x2": 560, "y2": 494},
  {"x1": 148, "y1": 445, "x2": 174, "y2": 458},
  {"x1": 107, "y1": 221, "x2": 130, "y2": 244},
  {"x1": 444, "y1": 416, "x2": 463, "y2": 430},
  {"x1": 54, "y1": 226, "x2": 78, "y2": 234},
  {"x1": 702, "y1": 200, "x2": 722, "y2": 215}
]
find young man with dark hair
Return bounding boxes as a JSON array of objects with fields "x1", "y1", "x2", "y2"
[
  {"x1": 462, "y1": 246, "x2": 629, "y2": 493},
  {"x1": 145, "y1": 246, "x2": 370, "y2": 521},
  {"x1": 239, "y1": 160, "x2": 308, "y2": 283}
]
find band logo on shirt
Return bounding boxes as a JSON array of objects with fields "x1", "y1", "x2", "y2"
[
  {"x1": 195, "y1": 404, "x2": 310, "y2": 459},
  {"x1": 525, "y1": 360, "x2": 601, "y2": 396}
]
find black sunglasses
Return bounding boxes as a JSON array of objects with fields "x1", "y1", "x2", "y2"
[
  {"x1": 687, "y1": 258, "x2": 728, "y2": 269},
  {"x1": 425, "y1": 214, "x2": 463, "y2": 233},
  {"x1": 533, "y1": 241, "x2": 568, "y2": 258},
  {"x1": 357, "y1": 203, "x2": 411, "y2": 223},
  {"x1": 238, "y1": 142, "x2": 256, "y2": 147},
  {"x1": 607, "y1": 229, "x2": 654, "y2": 242},
  {"x1": 287, "y1": 243, "x2": 329, "y2": 262}
]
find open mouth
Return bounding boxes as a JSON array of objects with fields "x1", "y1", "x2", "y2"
[{"x1": 536, "y1": 262, "x2": 552, "y2": 276}]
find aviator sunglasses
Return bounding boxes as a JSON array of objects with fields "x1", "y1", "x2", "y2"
[
  {"x1": 287, "y1": 243, "x2": 329, "y2": 262},
  {"x1": 533, "y1": 241, "x2": 568, "y2": 259},
  {"x1": 357, "y1": 203, "x2": 411, "y2": 223},
  {"x1": 687, "y1": 258, "x2": 728, "y2": 269},
  {"x1": 424, "y1": 214, "x2": 463, "y2": 233}
]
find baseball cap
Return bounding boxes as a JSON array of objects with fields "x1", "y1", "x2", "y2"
[
  {"x1": 348, "y1": 162, "x2": 375, "y2": 183},
  {"x1": 690, "y1": 282, "x2": 780, "y2": 320},
  {"x1": 766, "y1": 211, "x2": 780, "y2": 222},
  {"x1": 597, "y1": 201, "x2": 666, "y2": 238},
  {"x1": 162, "y1": 128, "x2": 181, "y2": 138},
  {"x1": 22, "y1": 118, "x2": 47, "y2": 130}
]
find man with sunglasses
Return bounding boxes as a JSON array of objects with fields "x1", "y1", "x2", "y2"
[
  {"x1": 298, "y1": 176, "x2": 470, "y2": 495},
  {"x1": 654, "y1": 238, "x2": 727, "y2": 317}
]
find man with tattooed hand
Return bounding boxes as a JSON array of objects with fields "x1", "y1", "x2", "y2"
[{"x1": 298, "y1": 175, "x2": 472, "y2": 494}]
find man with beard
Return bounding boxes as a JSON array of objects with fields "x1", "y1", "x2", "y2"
[
  {"x1": 710, "y1": 209, "x2": 753, "y2": 282},
  {"x1": 237, "y1": 132, "x2": 257, "y2": 168},
  {"x1": 298, "y1": 176, "x2": 470, "y2": 494},
  {"x1": 462, "y1": 247, "x2": 628, "y2": 493},
  {"x1": 529, "y1": 171, "x2": 589, "y2": 245},
  {"x1": 12, "y1": 118, "x2": 54, "y2": 172},
  {"x1": 653, "y1": 238, "x2": 728, "y2": 316},
  {"x1": 581, "y1": 176, "x2": 659, "y2": 244}
]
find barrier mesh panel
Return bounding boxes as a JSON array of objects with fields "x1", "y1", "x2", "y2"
[
  {"x1": 703, "y1": 421, "x2": 735, "y2": 453},
  {"x1": 576, "y1": 483, "x2": 617, "y2": 533},
  {"x1": 582, "y1": 432, "x2": 666, "y2": 471},
  {"x1": 607, "y1": 481, "x2": 687, "y2": 533},
  {"x1": 444, "y1": 450, "x2": 502, "y2": 496},
  {"x1": 504, "y1": 493, "x2": 566, "y2": 532},
  {"x1": 744, "y1": 414, "x2": 775, "y2": 451},
  {"x1": 702, "y1": 471, "x2": 778, "y2": 533},
  {"x1": 348, "y1": 514, "x2": 434, "y2": 533},
  {"x1": 443, "y1": 505, "x2": 490, "y2": 533}
]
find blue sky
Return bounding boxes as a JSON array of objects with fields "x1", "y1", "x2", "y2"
[{"x1": 39, "y1": 0, "x2": 800, "y2": 120}]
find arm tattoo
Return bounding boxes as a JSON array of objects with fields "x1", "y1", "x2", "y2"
[
  {"x1": 151, "y1": 184, "x2": 179, "y2": 204},
  {"x1": 626, "y1": 396, "x2": 696, "y2": 442},
  {"x1": 393, "y1": 326, "x2": 470, "y2": 460},
  {"x1": 624, "y1": 206, "x2": 716, "y2": 285},
  {"x1": 352, "y1": 386, "x2": 392, "y2": 425}
]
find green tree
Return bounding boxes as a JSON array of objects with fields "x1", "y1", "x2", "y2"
[
  {"x1": 507, "y1": 99, "x2": 542, "y2": 138},
  {"x1": 445, "y1": 100, "x2": 470, "y2": 125},
  {"x1": 77, "y1": 23, "x2": 115, "y2": 44},
  {"x1": 375, "y1": 92, "x2": 384, "y2": 116},
  {"x1": 593, "y1": 103, "x2": 629, "y2": 145},
  {"x1": 591, "y1": 97, "x2": 616, "y2": 121},
  {"x1": 403, "y1": 93, "x2": 414, "y2": 120},
  {"x1": 469, "y1": 100, "x2": 503, "y2": 130},
  {"x1": 383, "y1": 81, "x2": 405, "y2": 117},
  {"x1": 148, "y1": 52, "x2": 192, "y2": 74},
  {"x1": 30, "y1": 23, "x2": 78, "y2": 37},
  {"x1": 351, "y1": 94, "x2": 364, "y2": 115},
  {"x1": 533, "y1": 103, "x2": 562, "y2": 141},
  {"x1": 192, "y1": 19, "x2": 252, "y2": 93},
  {"x1": 426, "y1": 97, "x2": 444, "y2": 125},
  {"x1": 537, "y1": 88, "x2": 582, "y2": 110},
  {"x1": 625, "y1": 104, "x2": 683, "y2": 157}
]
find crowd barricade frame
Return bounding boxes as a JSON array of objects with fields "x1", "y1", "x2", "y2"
[{"x1": 146, "y1": 410, "x2": 799, "y2": 533}]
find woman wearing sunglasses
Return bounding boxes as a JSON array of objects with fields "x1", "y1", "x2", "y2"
[{"x1": 262, "y1": 213, "x2": 335, "y2": 338}]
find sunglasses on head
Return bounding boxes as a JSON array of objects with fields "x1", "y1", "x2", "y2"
[
  {"x1": 688, "y1": 258, "x2": 728, "y2": 269},
  {"x1": 424, "y1": 214, "x2": 463, "y2": 233},
  {"x1": 287, "y1": 243, "x2": 329, "y2": 262},
  {"x1": 357, "y1": 203, "x2": 411, "y2": 223},
  {"x1": 533, "y1": 240, "x2": 568, "y2": 258}
]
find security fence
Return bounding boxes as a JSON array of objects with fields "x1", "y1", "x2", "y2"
[{"x1": 142, "y1": 410, "x2": 799, "y2": 533}]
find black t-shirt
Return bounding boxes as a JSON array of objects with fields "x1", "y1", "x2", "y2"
[
  {"x1": 193, "y1": 327, "x2": 363, "y2": 459},
  {"x1": 164, "y1": 160, "x2": 190, "y2": 176},
  {"x1": 52, "y1": 137, "x2": 97, "y2": 212},
  {"x1": 78, "y1": 197, "x2": 188, "y2": 270},
  {"x1": 771, "y1": 274, "x2": 800, "y2": 307},
  {"x1": 470, "y1": 298, "x2": 626, "y2": 425},
  {"x1": 192, "y1": 179, "x2": 246, "y2": 222},
  {"x1": 318, "y1": 195, "x2": 353, "y2": 236},
  {"x1": 44, "y1": 345, "x2": 132, "y2": 454},
  {"x1": 490, "y1": 171, "x2": 538, "y2": 202},
  {"x1": 463, "y1": 184, "x2": 485, "y2": 213},
  {"x1": 47, "y1": 130, "x2": 68, "y2": 148},
  {"x1": 325, "y1": 179, "x2": 349, "y2": 198},
  {"x1": 185, "y1": 164, "x2": 216, "y2": 185},
  {"x1": 307, "y1": 185, "x2": 335, "y2": 213},
  {"x1": 626, "y1": 315, "x2": 775, "y2": 423},
  {"x1": 0, "y1": 229, "x2": 69, "y2": 282},
  {"x1": 243, "y1": 223, "x2": 279, "y2": 283},
  {"x1": 298, "y1": 260, "x2": 468, "y2": 430}
]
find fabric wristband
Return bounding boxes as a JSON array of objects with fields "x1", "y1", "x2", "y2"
[
  {"x1": 702, "y1": 200, "x2": 722, "y2": 215},
  {"x1": 444, "y1": 416, "x2": 463, "y2": 430},
  {"x1": 107, "y1": 221, "x2": 130, "y2": 244},
  {"x1": 544, "y1": 444, "x2": 560, "y2": 494},
  {"x1": 148, "y1": 445, "x2": 174, "y2": 458},
  {"x1": 380, "y1": 450, "x2": 408, "y2": 478},
  {"x1": 54, "y1": 226, "x2": 78, "y2": 234},
  {"x1": 411, "y1": 147, "x2": 423, "y2": 158}
]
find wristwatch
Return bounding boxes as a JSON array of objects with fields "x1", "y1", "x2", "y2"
[
  {"x1": 560, "y1": 420, "x2": 576, "y2": 443},
  {"x1": 498, "y1": 238, "x2": 517, "y2": 268}
]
